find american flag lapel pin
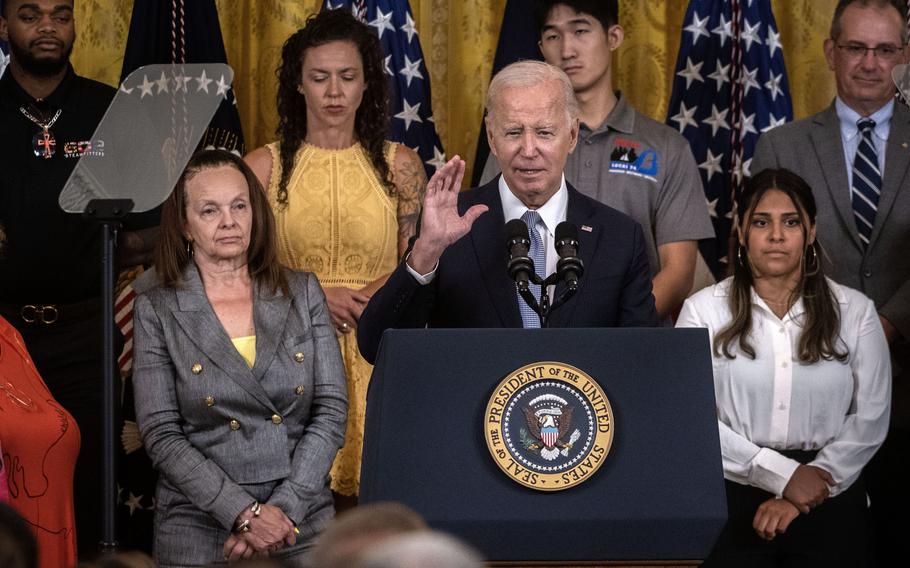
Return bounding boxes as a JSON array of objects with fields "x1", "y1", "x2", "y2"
[{"x1": 581, "y1": 225, "x2": 593, "y2": 233}]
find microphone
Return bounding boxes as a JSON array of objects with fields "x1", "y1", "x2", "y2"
[
  {"x1": 505, "y1": 219, "x2": 534, "y2": 292},
  {"x1": 555, "y1": 222, "x2": 584, "y2": 290}
]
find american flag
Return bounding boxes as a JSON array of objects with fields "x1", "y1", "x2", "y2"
[
  {"x1": 667, "y1": 0, "x2": 793, "y2": 276},
  {"x1": 324, "y1": 0, "x2": 446, "y2": 175}
]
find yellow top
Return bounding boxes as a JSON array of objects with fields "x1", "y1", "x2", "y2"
[
  {"x1": 231, "y1": 335, "x2": 256, "y2": 369},
  {"x1": 266, "y1": 142, "x2": 400, "y2": 288},
  {"x1": 265, "y1": 141, "x2": 402, "y2": 497}
]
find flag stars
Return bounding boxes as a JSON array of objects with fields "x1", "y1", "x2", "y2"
[
  {"x1": 195, "y1": 70, "x2": 213, "y2": 93},
  {"x1": 741, "y1": 20, "x2": 762, "y2": 52},
  {"x1": 765, "y1": 71, "x2": 784, "y2": 101},
  {"x1": 740, "y1": 113, "x2": 758, "y2": 137},
  {"x1": 677, "y1": 57, "x2": 704, "y2": 88},
  {"x1": 399, "y1": 55, "x2": 424, "y2": 87},
  {"x1": 708, "y1": 62, "x2": 730, "y2": 90},
  {"x1": 671, "y1": 102, "x2": 699, "y2": 134},
  {"x1": 137, "y1": 74, "x2": 155, "y2": 99},
  {"x1": 369, "y1": 7, "x2": 395, "y2": 40},
  {"x1": 703, "y1": 105, "x2": 730, "y2": 137},
  {"x1": 706, "y1": 197, "x2": 719, "y2": 218},
  {"x1": 683, "y1": 11, "x2": 710, "y2": 46},
  {"x1": 739, "y1": 66, "x2": 760, "y2": 97},
  {"x1": 427, "y1": 146, "x2": 446, "y2": 170},
  {"x1": 383, "y1": 54, "x2": 393, "y2": 77},
  {"x1": 125, "y1": 492, "x2": 144, "y2": 515},
  {"x1": 394, "y1": 100, "x2": 423, "y2": 131},
  {"x1": 173, "y1": 73, "x2": 191, "y2": 93},
  {"x1": 766, "y1": 27, "x2": 782, "y2": 58},
  {"x1": 762, "y1": 114, "x2": 788, "y2": 133},
  {"x1": 400, "y1": 12, "x2": 418, "y2": 44},
  {"x1": 215, "y1": 75, "x2": 231, "y2": 98},
  {"x1": 712, "y1": 14, "x2": 733, "y2": 48},
  {"x1": 699, "y1": 150, "x2": 724, "y2": 183},
  {"x1": 155, "y1": 71, "x2": 169, "y2": 94}
]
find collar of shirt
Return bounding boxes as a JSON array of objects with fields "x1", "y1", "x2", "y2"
[
  {"x1": 0, "y1": 64, "x2": 77, "y2": 112},
  {"x1": 498, "y1": 174, "x2": 569, "y2": 237},
  {"x1": 713, "y1": 277, "x2": 848, "y2": 321},
  {"x1": 580, "y1": 91, "x2": 635, "y2": 139},
  {"x1": 835, "y1": 96, "x2": 893, "y2": 144}
]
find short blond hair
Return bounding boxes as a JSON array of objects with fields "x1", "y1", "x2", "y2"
[{"x1": 485, "y1": 60, "x2": 579, "y2": 125}]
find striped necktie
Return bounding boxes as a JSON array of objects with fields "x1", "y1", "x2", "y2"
[
  {"x1": 851, "y1": 118, "x2": 881, "y2": 248},
  {"x1": 518, "y1": 210, "x2": 545, "y2": 329}
]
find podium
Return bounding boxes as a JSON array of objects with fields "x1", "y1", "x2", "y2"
[{"x1": 360, "y1": 328, "x2": 726, "y2": 566}]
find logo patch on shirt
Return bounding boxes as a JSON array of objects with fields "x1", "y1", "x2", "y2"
[
  {"x1": 609, "y1": 138, "x2": 658, "y2": 182},
  {"x1": 63, "y1": 139, "x2": 106, "y2": 158}
]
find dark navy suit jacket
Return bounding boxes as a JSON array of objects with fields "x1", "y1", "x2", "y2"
[{"x1": 357, "y1": 179, "x2": 658, "y2": 363}]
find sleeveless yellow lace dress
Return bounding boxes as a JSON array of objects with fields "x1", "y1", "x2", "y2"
[{"x1": 266, "y1": 142, "x2": 399, "y2": 496}]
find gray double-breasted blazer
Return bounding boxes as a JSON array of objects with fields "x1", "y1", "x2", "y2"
[
  {"x1": 132, "y1": 265, "x2": 347, "y2": 564},
  {"x1": 753, "y1": 100, "x2": 910, "y2": 423}
]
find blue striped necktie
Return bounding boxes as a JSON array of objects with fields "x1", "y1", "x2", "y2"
[
  {"x1": 851, "y1": 118, "x2": 881, "y2": 248},
  {"x1": 518, "y1": 210, "x2": 545, "y2": 329}
]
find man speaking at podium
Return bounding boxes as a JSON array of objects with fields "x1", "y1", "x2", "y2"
[{"x1": 358, "y1": 60, "x2": 656, "y2": 364}]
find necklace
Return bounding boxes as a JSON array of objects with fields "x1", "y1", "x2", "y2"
[{"x1": 19, "y1": 106, "x2": 62, "y2": 159}]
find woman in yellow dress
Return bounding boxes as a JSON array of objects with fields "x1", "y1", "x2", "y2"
[{"x1": 246, "y1": 8, "x2": 426, "y2": 501}]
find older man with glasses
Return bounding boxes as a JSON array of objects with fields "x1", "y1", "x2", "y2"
[{"x1": 752, "y1": 1, "x2": 910, "y2": 564}]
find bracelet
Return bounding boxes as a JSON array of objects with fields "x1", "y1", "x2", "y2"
[
  {"x1": 235, "y1": 519, "x2": 252, "y2": 534},
  {"x1": 250, "y1": 501, "x2": 262, "y2": 517}
]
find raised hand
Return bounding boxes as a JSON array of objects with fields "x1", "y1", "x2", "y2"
[
  {"x1": 783, "y1": 464, "x2": 834, "y2": 513},
  {"x1": 408, "y1": 155, "x2": 488, "y2": 274}
]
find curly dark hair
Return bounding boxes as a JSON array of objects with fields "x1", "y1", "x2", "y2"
[{"x1": 275, "y1": 9, "x2": 393, "y2": 207}]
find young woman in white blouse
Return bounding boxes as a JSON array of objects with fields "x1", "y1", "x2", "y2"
[{"x1": 677, "y1": 168, "x2": 890, "y2": 567}]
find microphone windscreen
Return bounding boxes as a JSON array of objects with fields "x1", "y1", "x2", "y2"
[
  {"x1": 505, "y1": 219, "x2": 530, "y2": 241},
  {"x1": 555, "y1": 221, "x2": 579, "y2": 243}
]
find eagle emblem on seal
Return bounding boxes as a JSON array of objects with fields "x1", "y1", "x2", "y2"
[{"x1": 521, "y1": 394, "x2": 582, "y2": 461}]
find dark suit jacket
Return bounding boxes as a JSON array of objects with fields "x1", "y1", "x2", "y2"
[
  {"x1": 753, "y1": 100, "x2": 910, "y2": 426},
  {"x1": 357, "y1": 179, "x2": 658, "y2": 363}
]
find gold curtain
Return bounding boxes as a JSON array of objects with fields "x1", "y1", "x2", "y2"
[{"x1": 72, "y1": 0, "x2": 839, "y2": 183}]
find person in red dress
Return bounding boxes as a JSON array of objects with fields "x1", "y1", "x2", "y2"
[{"x1": 1, "y1": 315, "x2": 79, "y2": 568}]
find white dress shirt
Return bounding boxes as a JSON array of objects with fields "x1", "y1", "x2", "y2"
[{"x1": 677, "y1": 277, "x2": 891, "y2": 497}]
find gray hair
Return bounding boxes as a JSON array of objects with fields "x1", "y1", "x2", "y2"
[
  {"x1": 485, "y1": 60, "x2": 579, "y2": 125},
  {"x1": 356, "y1": 531, "x2": 484, "y2": 568}
]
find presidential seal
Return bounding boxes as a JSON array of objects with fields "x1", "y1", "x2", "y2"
[{"x1": 484, "y1": 362, "x2": 614, "y2": 491}]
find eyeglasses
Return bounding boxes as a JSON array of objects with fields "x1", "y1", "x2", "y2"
[{"x1": 835, "y1": 43, "x2": 905, "y2": 60}]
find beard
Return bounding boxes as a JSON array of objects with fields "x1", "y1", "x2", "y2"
[{"x1": 8, "y1": 37, "x2": 73, "y2": 78}]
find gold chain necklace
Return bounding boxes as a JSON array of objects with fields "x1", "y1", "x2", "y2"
[{"x1": 19, "y1": 106, "x2": 62, "y2": 159}]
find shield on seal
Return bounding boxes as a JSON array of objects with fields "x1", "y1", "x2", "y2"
[{"x1": 541, "y1": 426, "x2": 558, "y2": 448}]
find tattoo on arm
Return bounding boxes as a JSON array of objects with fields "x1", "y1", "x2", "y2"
[{"x1": 393, "y1": 150, "x2": 428, "y2": 256}]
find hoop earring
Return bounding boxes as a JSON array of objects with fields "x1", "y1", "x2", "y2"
[
  {"x1": 804, "y1": 242, "x2": 819, "y2": 276},
  {"x1": 186, "y1": 241, "x2": 194, "y2": 257},
  {"x1": 737, "y1": 245, "x2": 746, "y2": 268}
]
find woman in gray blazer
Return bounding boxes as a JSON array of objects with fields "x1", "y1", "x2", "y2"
[{"x1": 132, "y1": 149, "x2": 347, "y2": 567}]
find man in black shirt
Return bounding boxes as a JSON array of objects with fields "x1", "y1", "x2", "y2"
[{"x1": 0, "y1": 0, "x2": 156, "y2": 556}]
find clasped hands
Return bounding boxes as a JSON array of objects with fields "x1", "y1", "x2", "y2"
[
  {"x1": 223, "y1": 502, "x2": 296, "y2": 562},
  {"x1": 753, "y1": 464, "x2": 834, "y2": 541}
]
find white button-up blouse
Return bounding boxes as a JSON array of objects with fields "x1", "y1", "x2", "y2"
[{"x1": 677, "y1": 277, "x2": 891, "y2": 497}]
